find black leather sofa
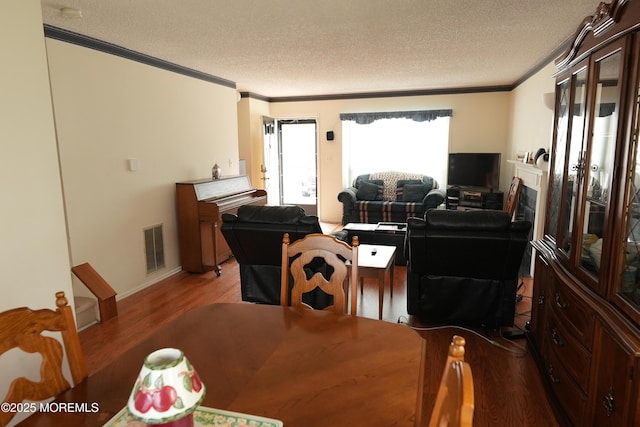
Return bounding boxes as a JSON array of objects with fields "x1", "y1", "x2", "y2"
[
  {"x1": 221, "y1": 205, "x2": 341, "y2": 307},
  {"x1": 405, "y1": 209, "x2": 531, "y2": 328}
]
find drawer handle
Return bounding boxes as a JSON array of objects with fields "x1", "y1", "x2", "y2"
[
  {"x1": 603, "y1": 387, "x2": 615, "y2": 417},
  {"x1": 548, "y1": 364, "x2": 561, "y2": 384},
  {"x1": 551, "y1": 328, "x2": 565, "y2": 347},
  {"x1": 538, "y1": 295, "x2": 545, "y2": 306},
  {"x1": 555, "y1": 293, "x2": 568, "y2": 309}
]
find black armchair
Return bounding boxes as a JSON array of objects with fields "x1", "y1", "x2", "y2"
[
  {"x1": 405, "y1": 209, "x2": 531, "y2": 328},
  {"x1": 221, "y1": 205, "x2": 341, "y2": 307}
]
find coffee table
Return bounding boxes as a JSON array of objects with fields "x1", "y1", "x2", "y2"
[
  {"x1": 355, "y1": 244, "x2": 396, "y2": 319},
  {"x1": 343, "y1": 222, "x2": 407, "y2": 265}
]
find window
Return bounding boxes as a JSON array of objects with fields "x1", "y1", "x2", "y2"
[{"x1": 341, "y1": 112, "x2": 450, "y2": 187}]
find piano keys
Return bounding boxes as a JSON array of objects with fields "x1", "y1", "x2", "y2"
[{"x1": 176, "y1": 175, "x2": 267, "y2": 274}]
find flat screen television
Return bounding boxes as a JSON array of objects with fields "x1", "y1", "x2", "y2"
[{"x1": 447, "y1": 152, "x2": 501, "y2": 190}]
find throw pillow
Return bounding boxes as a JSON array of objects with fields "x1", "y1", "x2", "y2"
[
  {"x1": 356, "y1": 180, "x2": 384, "y2": 201},
  {"x1": 396, "y1": 179, "x2": 423, "y2": 200},
  {"x1": 402, "y1": 183, "x2": 429, "y2": 202}
]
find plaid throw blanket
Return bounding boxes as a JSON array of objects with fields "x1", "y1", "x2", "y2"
[{"x1": 370, "y1": 171, "x2": 425, "y2": 201}]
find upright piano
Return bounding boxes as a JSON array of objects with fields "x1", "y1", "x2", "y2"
[{"x1": 176, "y1": 175, "x2": 267, "y2": 274}]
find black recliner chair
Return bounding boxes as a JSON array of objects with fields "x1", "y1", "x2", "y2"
[
  {"x1": 221, "y1": 204, "x2": 343, "y2": 307},
  {"x1": 405, "y1": 209, "x2": 531, "y2": 328}
]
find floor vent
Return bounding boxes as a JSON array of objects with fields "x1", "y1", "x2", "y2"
[{"x1": 144, "y1": 224, "x2": 165, "y2": 273}]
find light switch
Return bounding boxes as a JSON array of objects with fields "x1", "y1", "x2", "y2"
[{"x1": 128, "y1": 158, "x2": 140, "y2": 172}]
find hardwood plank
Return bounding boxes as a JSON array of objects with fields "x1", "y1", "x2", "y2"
[
  {"x1": 79, "y1": 261, "x2": 244, "y2": 374},
  {"x1": 79, "y1": 260, "x2": 557, "y2": 426}
]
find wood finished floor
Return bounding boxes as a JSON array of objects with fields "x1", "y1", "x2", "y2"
[{"x1": 79, "y1": 258, "x2": 558, "y2": 426}]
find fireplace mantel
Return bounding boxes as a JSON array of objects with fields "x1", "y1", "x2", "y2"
[
  {"x1": 507, "y1": 160, "x2": 548, "y2": 276},
  {"x1": 507, "y1": 160, "x2": 548, "y2": 194}
]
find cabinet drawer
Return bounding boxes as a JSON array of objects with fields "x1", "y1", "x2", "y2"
[
  {"x1": 544, "y1": 343, "x2": 587, "y2": 427},
  {"x1": 545, "y1": 310, "x2": 591, "y2": 393},
  {"x1": 548, "y1": 279, "x2": 594, "y2": 349}
]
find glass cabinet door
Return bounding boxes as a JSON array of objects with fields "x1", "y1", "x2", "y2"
[
  {"x1": 546, "y1": 78, "x2": 570, "y2": 242},
  {"x1": 558, "y1": 66, "x2": 588, "y2": 258},
  {"x1": 580, "y1": 50, "x2": 622, "y2": 280},
  {"x1": 621, "y1": 57, "x2": 640, "y2": 313}
]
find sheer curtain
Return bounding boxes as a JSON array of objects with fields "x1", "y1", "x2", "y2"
[{"x1": 341, "y1": 111, "x2": 451, "y2": 187}]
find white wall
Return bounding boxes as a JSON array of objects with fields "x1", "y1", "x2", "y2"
[
  {"x1": 507, "y1": 62, "x2": 557, "y2": 162},
  {"x1": 237, "y1": 97, "x2": 271, "y2": 189},
  {"x1": 265, "y1": 92, "x2": 510, "y2": 223},
  {"x1": 45, "y1": 40, "x2": 240, "y2": 299},
  {"x1": 0, "y1": 1, "x2": 74, "y2": 423}
]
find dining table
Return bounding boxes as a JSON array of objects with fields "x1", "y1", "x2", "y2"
[{"x1": 17, "y1": 303, "x2": 424, "y2": 427}]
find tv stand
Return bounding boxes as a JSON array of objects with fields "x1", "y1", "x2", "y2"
[{"x1": 445, "y1": 186, "x2": 503, "y2": 210}]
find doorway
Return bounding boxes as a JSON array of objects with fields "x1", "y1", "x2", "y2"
[{"x1": 262, "y1": 117, "x2": 318, "y2": 215}]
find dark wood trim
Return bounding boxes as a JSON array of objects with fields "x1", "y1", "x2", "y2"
[
  {"x1": 239, "y1": 91, "x2": 270, "y2": 102},
  {"x1": 44, "y1": 22, "x2": 576, "y2": 103},
  {"x1": 512, "y1": 38, "x2": 572, "y2": 88},
  {"x1": 246, "y1": 85, "x2": 512, "y2": 103},
  {"x1": 246, "y1": 42, "x2": 572, "y2": 102},
  {"x1": 243, "y1": 37, "x2": 576, "y2": 102},
  {"x1": 43, "y1": 25, "x2": 236, "y2": 89},
  {"x1": 555, "y1": 0, "x2": 634, "y2": 70}
]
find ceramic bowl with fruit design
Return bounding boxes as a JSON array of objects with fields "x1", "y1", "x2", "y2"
[{"x1": 127, "y1": 348, "x2": 206, "y2": 424}]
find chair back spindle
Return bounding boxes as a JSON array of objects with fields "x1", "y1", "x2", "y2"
[
  {"x1": 0, "y1": 292, "x2": 88, "y2": 426},
  {"x1": 281, "y1": 233, "x2": 359, "y2": 315},
  {"x1": 428, "y1": 335, "x2": 474, "y2": 427},
  {"x1": 504, "y1": 176, "x2": 523, "y2": 218}
]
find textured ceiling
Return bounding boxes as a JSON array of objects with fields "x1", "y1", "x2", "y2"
[{"x1": 40, "y1": 0, "x2": 603, "y2": 98}]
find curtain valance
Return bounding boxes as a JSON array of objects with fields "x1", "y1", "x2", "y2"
[{"x1": 339, "y1": 109, "x2": 452, "y2": 125}]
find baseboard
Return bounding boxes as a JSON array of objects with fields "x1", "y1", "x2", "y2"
[{"x1": 116, "y1": 267, "x2": 182, "y2": 301}]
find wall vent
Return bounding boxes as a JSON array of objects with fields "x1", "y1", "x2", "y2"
[{"x1": 144, "y1": 224, "x2": 165, "y2": 274}]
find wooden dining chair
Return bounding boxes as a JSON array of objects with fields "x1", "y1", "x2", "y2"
[
  {"x1": 0, "y1": 291, "x2": 88, "y2": 426},
  {"x1": 428, "y1": 335, "x2": 474, "y2": 427},
  {"x1": 281, "y1": 233, "x2": 359, "y2": 315},
  {"x1": 504, "y1": 176, "x2": 523, "y2": 218}
]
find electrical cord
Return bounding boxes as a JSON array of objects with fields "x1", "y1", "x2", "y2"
[{"x1": 397, "y1": 316, "x2": 528, "y2": 357}]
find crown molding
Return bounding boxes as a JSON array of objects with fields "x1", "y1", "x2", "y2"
[
  {"x1": 43, "y1": 25, "x2": 236, "y2": 89},
  {"x1": 44, "y1": 23, "x2": 566, "y2": 103},
  {"x1": 242, "y1": 85, "x2": 512, "y2": 103}
]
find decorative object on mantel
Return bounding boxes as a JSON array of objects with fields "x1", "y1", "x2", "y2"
[
  {"x1": 127, "y1": 348, "x2": 205, "y2": 427},
  {"x1": 534, "y1": 148, "x2": 549, "y2": 169},
  {"x1": 212, "y1": 163, "x2": 221, "y2": 180}
]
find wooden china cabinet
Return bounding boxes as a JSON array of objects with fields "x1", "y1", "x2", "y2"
[{"x1": 530, "y1": 1, "x2": 640, "y2": 425}]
